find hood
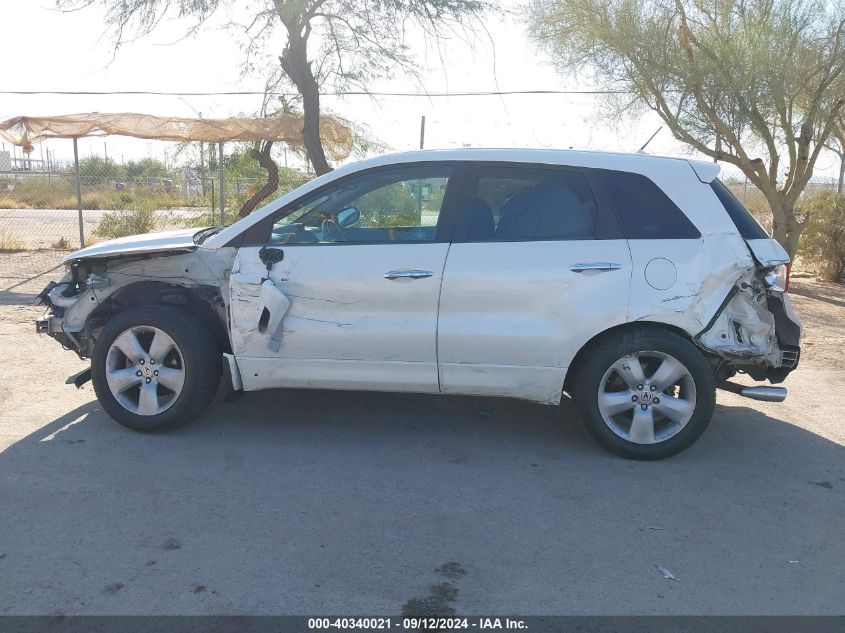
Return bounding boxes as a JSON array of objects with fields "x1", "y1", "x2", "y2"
[{"x1": 61, "y1": 228, "x2": 201, "y2": 263}]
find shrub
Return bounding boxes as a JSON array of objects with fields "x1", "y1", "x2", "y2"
[
  {"x1": 96, "y1": 204, "x2": 157, "y2": 240},
  {"x1": 176, "y1": 211, "x2": 218, "y2": 229},
  {"x1": 798, "y1": 191, "x2": 845, "y2": 283}
]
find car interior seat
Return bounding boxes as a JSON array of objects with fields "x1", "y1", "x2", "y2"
[
  {"x1": 465, "y1": 197, "x2": 496, "y2": 241},
  {"x1": 496, "y1": 180, "x2": 595, "y2": 240}
]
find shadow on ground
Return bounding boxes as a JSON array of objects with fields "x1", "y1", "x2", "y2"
[{"x1": 1, "y1": 387, "x2": 843, "y2": 615}]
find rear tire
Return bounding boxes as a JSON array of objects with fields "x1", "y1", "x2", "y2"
[
  {"x1": 92, "y1": 306, "x2": 221, "y2": 432},
  {"x1": 573, "y1": 327, "x2": 716, "y2": 460}
]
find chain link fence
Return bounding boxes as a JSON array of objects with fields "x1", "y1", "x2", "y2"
[
  {"x1": 2, "y1": 139, "x2": 843, "y2": 286},
  {"x1": 0, "y1": 138, "x2": 310, "y2": 283}
]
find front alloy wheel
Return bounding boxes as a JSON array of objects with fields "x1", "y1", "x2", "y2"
[
  {"x1": 105, "y1": 326, "x2": 186, "y2": 416},
  {"x1": 92, "y1": 306, "x2": 221, "y2": 432}
]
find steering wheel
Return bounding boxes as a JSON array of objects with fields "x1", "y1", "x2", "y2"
[
  {"x1": 321, "y1": 218, "x2": 347, "y2": 242},
  {"x1": 290, "y1": 223, "x2": 318, "y2": 243}
]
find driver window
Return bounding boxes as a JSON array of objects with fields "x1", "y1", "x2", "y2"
[{"x1": 269, "y1": 166, "x2": 452, "y2": 245}]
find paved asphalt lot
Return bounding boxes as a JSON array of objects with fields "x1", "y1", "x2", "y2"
[{"x1": 1, "y1": 269, "x2": 843, "y2": 615}]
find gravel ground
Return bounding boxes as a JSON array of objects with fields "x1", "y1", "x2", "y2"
[{"x1": 0, "y1": 267, "x2": 843, "y2": 615}]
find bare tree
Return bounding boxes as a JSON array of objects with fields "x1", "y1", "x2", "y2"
[
  {"x1": 60, "y1": 0, "x2": 489, "y2": 175},
  {"x1": 529, "y1": 0, "x2": 845, "y2": 256}
]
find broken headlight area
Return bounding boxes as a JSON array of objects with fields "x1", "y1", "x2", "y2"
[
  {"x1": 35, "y1": 263, "x2": 95, "y2": 357},
  {"x1": 762, "y1": 262, "x2": 791, "y2": 293},
  {"x1": 37, "y1": 261, "x2": 95, "y2": 310}
]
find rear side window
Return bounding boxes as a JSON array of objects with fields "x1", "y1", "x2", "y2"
[
  {"x1": 598, "y1": 170, "x2": 700, "y2": 239},
  {"x1": 711, "y1": 179, "x2": 769, "y2": 239},
  {"x1": 466, "y1": 166, "x2": 597, "y2": 241}
]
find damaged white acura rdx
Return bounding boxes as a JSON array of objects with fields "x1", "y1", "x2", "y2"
[{"x1": 36, "y1": 149, "x2": 801, "y2": 459}]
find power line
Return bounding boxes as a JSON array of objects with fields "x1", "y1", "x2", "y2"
[{"x1": 0, "y1": 89, "x2": 623, "y2": 97}]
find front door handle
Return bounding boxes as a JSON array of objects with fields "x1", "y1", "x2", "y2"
[
  {"x1": 569, "y1": 262, "x2": 622, "y2": 273},
  {"x1": 384, "y1": 270, "x2": 434, "y2": 280}
]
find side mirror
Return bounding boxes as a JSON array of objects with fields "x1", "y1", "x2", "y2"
[
  {"x1": 259, "y1": 246, "x2": 284, "y2": 272},
  {"x1": 337, "y1": 206, "x2": 360, "y2": 228}
]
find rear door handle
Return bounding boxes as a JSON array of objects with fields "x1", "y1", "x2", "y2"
[
  {"x1": 384, "y1": 269, "x2": 434, "y2": 280},
  {"x1": 569, "y1": 262, "x2": 622, "y2": 273}
]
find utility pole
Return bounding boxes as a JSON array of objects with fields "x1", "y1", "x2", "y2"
[
  {"x1": 200, "y1": 141, "x2": 206, "y2": 197},
  {"x1": 180, "y1": 98, "x2": 206, "y2": 197},
  {"x1": 416, "y1": 115, "x2": 426, "y2": 221},
  {"x1": 419, "y1": 115, "x2": 426, "y2": 150},
  {"x1": 198, "y1": 111, "x2": 205, "y2": 197},
  {"x1": 218, "y1": 141, "x2": 225, "y2": 224},
  {"x1": 73, "y1": 138, "x2": 84, "y2": 248}
]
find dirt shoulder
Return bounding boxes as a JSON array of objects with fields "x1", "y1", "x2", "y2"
[{"x1": 788, "y1": 275, "x2": 845, "y2": 370}]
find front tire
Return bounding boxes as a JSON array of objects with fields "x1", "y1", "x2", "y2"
[
  {"x1": 573, "y1": 328, "x2": 716, "y2": 460},
  {"x1": 92, "y1": 306, "x2": 221, "y2": 432}
]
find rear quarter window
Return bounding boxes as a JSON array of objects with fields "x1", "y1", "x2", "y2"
[
  {"x1": 710, "y1": 179, "x2": 770, "y2": 239},
  {"x1": 598, "y1": 170, "x2": 701, "y2": 239}
]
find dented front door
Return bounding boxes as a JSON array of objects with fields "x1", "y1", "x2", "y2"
[{"x1": 229, "y1": 243, "x2": 450, "y2": 393}]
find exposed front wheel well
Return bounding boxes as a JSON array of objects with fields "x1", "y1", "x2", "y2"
[{"x1": 86, "y1": 281, "x2": 230, "y2": 355}]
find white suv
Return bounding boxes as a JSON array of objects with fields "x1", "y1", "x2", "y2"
[{"x1": 37, "y1": 149, "x2": 801, "y2": 459}]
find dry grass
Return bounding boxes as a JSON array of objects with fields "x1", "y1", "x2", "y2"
[
  {"x1": 0, "y1": 198, "x2": 27, "y2": 210},
  {"x1": 0, "y1": 229, "x2": 25, "y2": 252}
]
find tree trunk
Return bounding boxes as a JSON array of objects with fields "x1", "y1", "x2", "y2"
[
  {"x1": 766, "y1": 193, "x2": 803, "y2": 258},
  {"x1": 279, "y1": 30, "x2": 332, "y2": 176},
  {"x1": 238, "y1": 141, "x2": 279, "y2": 219},
  {"x1": 784, "y1": 217, "x2": 803, "y2": 260},
  {"x1": 838, "y1": 154, "x2": 844, "y2": 195}
]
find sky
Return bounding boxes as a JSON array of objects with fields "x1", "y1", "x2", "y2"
[{"x1": 1, "y1": 1, "x2": 841, "y2": 180}]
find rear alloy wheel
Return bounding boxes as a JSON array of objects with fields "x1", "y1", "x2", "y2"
[
  {"x1": 92, "y1": 306, "x2": 221, "y2": 432},
  {"x1": 598, "y1": 351, "x2": 696, "y2": 444},
  {"x1": 574, "y1": 329, "x2": 715, "y2": 460}
]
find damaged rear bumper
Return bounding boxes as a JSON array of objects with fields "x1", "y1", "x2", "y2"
[
  {"x1": 764, "y1": 294, "x2": 801, "y2": 382},
  {"x1": 696, "y1": 282, "x2": 801, "y2": 386}
]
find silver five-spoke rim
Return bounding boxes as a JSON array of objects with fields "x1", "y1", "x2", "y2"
[
  {"x1": 105, "y1": 326, "x2": 185, "y2": 416},
  {"x1": 597, "y1": 351, "x2": 697, "y2": 444}
]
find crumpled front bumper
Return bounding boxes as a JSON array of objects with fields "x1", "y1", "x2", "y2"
[{"x1": 34, "y1": 278, "x2": 87, "y2": 356}]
